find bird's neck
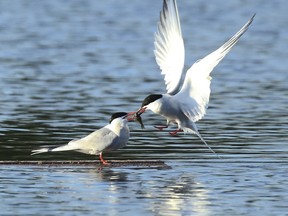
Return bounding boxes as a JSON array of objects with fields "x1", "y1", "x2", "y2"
[
  {"x1": 106, "y1": 120, "x2": 128, "y2": 136},
  {"x1": 147, "y1": 95, "x2": 168, "y2": 114}
]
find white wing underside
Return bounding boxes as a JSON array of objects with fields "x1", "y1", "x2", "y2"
[
  {"x1": 177, "y1": 14, "x2": 255, "y2": 122},
  {"x1": 155, "y1": 0, "x2": 255, "y2": 122},
  {"x1": 154, "y1": 0, "x2": 185, "y2": 95}
]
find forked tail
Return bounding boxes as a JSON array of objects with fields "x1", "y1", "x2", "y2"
[
  {"x1": 195, "y1": 131, "x2": 220, "y2": 158},
  {"x1": 182, "y1": 125, "x2": 220, "y2": 158},
  {"x1": 31, "y1": 141, "x2": 79, "y2": 155},
  {"x1": 31, "y1": 147, "x2": 53, "y2": 155}
]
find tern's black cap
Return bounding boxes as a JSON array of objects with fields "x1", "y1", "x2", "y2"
[
  {"x1": 109, "y1": 112, "x2": 128, "y2": 123},
  {"x1": 141, "y1": 94, "x2": 162, "y2": 107}
]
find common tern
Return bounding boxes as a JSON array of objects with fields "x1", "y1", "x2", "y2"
[
  {"x1": 137, "y1": 0, "x2": 255, "y2": 154},
  {"x1": 31, "y1": 112, "x2": 138, "y2": 164}
]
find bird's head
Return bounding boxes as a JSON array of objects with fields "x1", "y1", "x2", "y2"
[
  {"x1": 109, "y1": 112, "x2": 135, "y2": 124},
  {"x1": 136, "y1": 94, "x2": 163, "y2": 115}
]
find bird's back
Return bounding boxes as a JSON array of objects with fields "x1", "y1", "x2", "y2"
[
  {"x1": 74, "y1": 127, "x2": 118, "y2": 155},
  {"x1": 104, "y1": 125, "x2": 130, "y2": 151}
]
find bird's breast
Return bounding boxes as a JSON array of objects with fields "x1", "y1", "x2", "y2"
[{"x1": 148, "y1": 99, "x2": 164, "y2": 114}]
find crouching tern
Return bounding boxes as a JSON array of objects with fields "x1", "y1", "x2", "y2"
[
  {"x1": 31, "y1": 112, "x2": 139, "y2": 164},
  {"x1": 137, "y1": 0, "x2": 255, "y2": 154}
]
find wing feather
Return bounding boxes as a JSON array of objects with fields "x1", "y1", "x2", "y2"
[
  {"x1": 81, "y1": 127, "x2": 117, "y2": 152},
  {"x1": 176, "y1": 14, "x2": 255, "y2": 122},
  {"x1": 154, "y1": 0, "x2": 185, "y2": 95}
]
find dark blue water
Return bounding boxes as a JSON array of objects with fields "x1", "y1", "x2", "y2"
[{"x1": 1, "y1": 0, "x2": 288, "y2": 215}]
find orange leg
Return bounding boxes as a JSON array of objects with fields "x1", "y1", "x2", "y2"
[
  {"x1": 169, "y1": 129, "x2": 183, "y2": 136},
  {"x1": 99, "y1": 152, "x2": 110, "y2": 165}
]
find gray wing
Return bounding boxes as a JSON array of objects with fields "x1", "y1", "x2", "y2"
[{"x1": 79, "y1": 127, "x2": 118, "y2": 153}]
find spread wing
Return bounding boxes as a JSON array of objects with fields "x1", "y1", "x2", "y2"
[
  {"x1": 176, "y1": 14, "x2": 255, "y2": 122},
  {"x1": 154, "y1": 0, "x2": 185, "y2": 95}
]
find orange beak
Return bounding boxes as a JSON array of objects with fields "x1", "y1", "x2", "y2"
[{"x1": 126, "y1": 112, "x2": 136, "y2": 122}]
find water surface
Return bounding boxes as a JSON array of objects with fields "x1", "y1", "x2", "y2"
[{"x1": 0, "y1": 0, "x2": 288, "y2": 215}]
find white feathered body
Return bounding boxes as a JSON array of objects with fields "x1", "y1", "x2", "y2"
[{"x1": 146, "y1": 94, "x2": 200, "y2": 134}]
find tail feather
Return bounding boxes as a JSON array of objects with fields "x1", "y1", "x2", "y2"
[
  {"x1": 31, "y1": 147, "x2": 52, "y2": 155},
  {"x1": 182, "y1": 125, "x2": 219, "y2": 158},
  {"x1": 195, "y1": 131, "x2": 220, "y2": 158},
  {"x1": 31, "y1": 141, "x2": 80, "y2": 155}
]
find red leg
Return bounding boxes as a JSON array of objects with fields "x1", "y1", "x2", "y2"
[
  {"x1": 154, "y1": 125, "x2": 168, "y2": 130},
  {"x1": 169, "y1": 129, "x2": 183, "y2": 136},
  {"x1": 99, "y1": 152, "x2": 110, "y2": 165}
]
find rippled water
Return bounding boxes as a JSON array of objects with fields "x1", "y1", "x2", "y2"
[{"x1": 1, "y1": 0, "x2": 288, "y2": 215}]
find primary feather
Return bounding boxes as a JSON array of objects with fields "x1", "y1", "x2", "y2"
[
  {"x1": 176, "y1": 14, "x2": 255, "y2": 123},
  {"x1": 154, "y1": 0, "x2": 185, "y2": 95}
]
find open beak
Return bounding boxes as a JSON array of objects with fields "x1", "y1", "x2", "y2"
[
  {"x1": 125, "y1": 111, "x2": 145, "y2": 129},
  {"x1": 136, "y1": 107, "x2": 147, "y2": 116},
  {"x1": 126, "y1": 111, "x2": 136, "y2": 122}
]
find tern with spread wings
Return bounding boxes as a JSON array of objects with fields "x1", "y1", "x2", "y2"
[{"x1": 137, "y1": 0, "x2": 255, "y2": 153}]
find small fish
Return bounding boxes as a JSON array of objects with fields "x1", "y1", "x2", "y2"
[{"x1": 135, "y1": 113, "x2": 145, "y2": 129}]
